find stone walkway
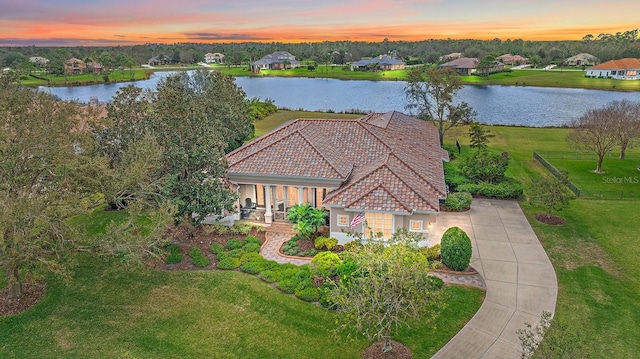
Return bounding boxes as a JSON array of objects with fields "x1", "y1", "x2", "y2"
[{"x1": 259, "y1": 198, "x2": 557, "y2": 359}]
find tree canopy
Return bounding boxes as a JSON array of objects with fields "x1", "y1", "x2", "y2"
[{"x1": 405, "y1": 66, "x2": 476, "y2": 145}]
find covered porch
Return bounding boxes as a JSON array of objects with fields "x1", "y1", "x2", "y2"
[{"x1": 236, "y1": 183, "x2": 334, "y2": 224}]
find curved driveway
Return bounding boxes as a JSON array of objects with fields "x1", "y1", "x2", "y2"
[{"x1": 431, "y1": 199, "x2": 558, "y2": 359}]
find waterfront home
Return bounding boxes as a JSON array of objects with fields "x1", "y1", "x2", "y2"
[{"x1": 586, "y1": 58, "x2": 640, "y2": 80}]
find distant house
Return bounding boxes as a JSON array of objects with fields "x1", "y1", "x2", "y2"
[
  {"x1": 64, "y1": 58, "x2": 85, "y2": 74},
  {"x1": 496, "y1": 54, "x2": 529, "y2": 66},
  {"x1": 148, "y1": 54, "x2": 170, "y2": 66},
  {"x1": 439, "y1": 57, "x2": 479, "y2": 75},
  {"x1": 586, "y1": 58, "x2": 640, "y2": 80},
  {"x1": 565, "y1": 53, "x2": 598, "y2": 66},
  {"x1": 205, "y1": 52, "x2": 224, "y2": 64},
  {"x1": 350, "y1": 55, "x2": 405, "y2": 71},
  {"x1": 85, "y1": 61, "x2": 103, "y2": 75},
  {"x1": 29, "y1": 56, "x2": 49, "y2": 67},
  {"x1": 225, "y1": 111, "x2": 449, "y2": 243},
  {"x1": 250, "y1": 51, "x2": 300, "y2": 72},
  {"x1": 439, "y1": 52, "x2": 463, "y2": 62}
]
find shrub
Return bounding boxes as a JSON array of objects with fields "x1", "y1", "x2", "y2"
[
  {"x1": 259, "y1": 270, "x2": 280, "y2": 283},
  {"x1": 205, "y1": 223, "x2": 229, "y2": 235},
  {"x1": 310, "y1": 252, "x2": 342, "y2": 278},
  {"x1": 444, "y1": 192, "x2": 472, "y2": 211},
  {"x1": 225, "y1": 238, "x2": 244, "y2": 251},
  {"x1": 240, "y1": 262, "x2": 262, "y2": 275},
  {"x1": 229, "y1": 222, "x2": 253, "y2": 235},
  {"x1": 428, "y1": 276, "x2": 445, "y2": 290},
  {"x1": 335, "y1": 259, "x2": 359, "y2": 280},
  {"x1": 239, "y1": 252, "x2": 263, "y2": 264},
  {"x1": 459, "y1": 150, "x2": 508, "y2": 184},
  {"x1": 226, "y1": 248, "x2": 245, "y2": 259},
  {"x1": 295, "y1": 286, "x2": 320, "y2": 302},
  {"x1": 299, "y1": 249, "x2": 318, "y2": 257},
  {"x1": 277, "y1": 277, "x2": 300, "y2": 294},
  {"x1": 209, "y1": 243, "x2": 225, "y2": 256},
  {"x1": 164, "y1": 243, "x2": 183, "y2": 264},
  {"x1": 242, "y1": 242, "x2": 262, "y2": 254},
  {"x1": 440, "y1": 227, "x2": 472, "y2": 271},
  {"x1": 217, "y1": 257, "x2": 240, "y2": 270},
  {"x1": 458, "y1": 178, "x2": 523, "y2": 199},
  {"x1": 244, "y1": 235, "x2": 262, "y2": 246},
  {"x1": 188, "y1": 247, "x2": 210, "y2": 268},
  {"x1": 165, "y1": 251, "x2": 183, "y2": 264},
  {"x1": 314, "y1": 236, "x2": 338, "y2": 250},
  {"x1": 342, "y1": 241, "x2": 359, "y2": 252},
  {"x1": 422, "y1": 243, "x2": 441, "y2": 261}
]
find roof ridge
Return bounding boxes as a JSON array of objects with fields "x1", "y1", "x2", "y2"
[
  {"x1": 344, "y1": 183, "x2": 411, "y2": 213},
  {"x1": 357, "y1": 121, "x2": 394, "y2": 151},
  {"x1": 298, "y1": 127, "x2": 348, "y2": 178},
  {"x1": 379, "y1": 158, "x2": 438, "y2": 209},
  {"x1": 230, "y1": 128, "x2": 340, "y2": 178},
  {"x1": 387, "y1": 152, "x2": 446, "y2": 198}
]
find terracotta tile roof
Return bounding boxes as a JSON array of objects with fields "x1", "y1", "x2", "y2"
[
  {"x1": 226, "y1": 111, "x2": 448, "y2": 214},
  {"x1": 589, "y1": 58, "x2": 640, "y2": 70}
]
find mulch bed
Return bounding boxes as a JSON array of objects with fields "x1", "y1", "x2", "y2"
[
  {"x1": 159, "y1": 225, "x2": 267, "y2": 271},
  {"x1": 0, "y1": 283, "x2": 46, "y2": 316},
  {"x1": 363, "y1": 340, "x2": 412, "y2": 359},
  {"x1": 534, "y1": 213, "x2": 565, "y2": 225}
]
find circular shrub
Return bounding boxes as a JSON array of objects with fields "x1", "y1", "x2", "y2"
[
  {"x1": 209, "y1": 243, "x2": 225, "y2": 256},
  {"x1": 444, "y1": 192, "x2": 472, "y2": 211},
  {"x1": 165, "y1": 251, "x2": 183, "y2": 264},
  {"x1": 242, "y1": 242, "x2": 262, "y2": 254},
  {"x1": 440, "y1": 227, "x2": 472, "y2": 271},
  {"x1": 310, "y1": 252, "x2": 342, "y2": 278},
  {"x1": 244, "y1": 235, "x2": 262, "y2": 246},
  {"x1": 225, "y1": 238, "x2": 244, "y2": 251},
  {"x1": 217, "y1": 257, "x2": 240, "y2": 270},
  {"x1": 188, "y1": 247, "x2": 210, "y2": 268}
]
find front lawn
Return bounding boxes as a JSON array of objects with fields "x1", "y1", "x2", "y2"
[{"x1": 0, "y1": 254, "x2": 484, "y2": 358}]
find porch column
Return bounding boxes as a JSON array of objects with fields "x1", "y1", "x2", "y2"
[
  {"x1": 283, "y1": 186, "x2": 288, "y2": 211},
  {"x1": 264, "y1": 184, "x2": 273, "y2": 224},
  {"x1": 297, "y1": 186, "x2": 304, "y2": 204}
]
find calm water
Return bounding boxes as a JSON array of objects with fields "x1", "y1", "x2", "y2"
[{"x1": 40, "y1": 73, "x2": 640, "y2": 127}]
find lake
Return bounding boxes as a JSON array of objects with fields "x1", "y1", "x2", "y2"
[{"x1": 39, "y1": 72, "x2": 640, "y2": 127}]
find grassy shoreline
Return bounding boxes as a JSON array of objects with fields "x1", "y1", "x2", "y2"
[{"x1": 21, "y1": 64, "x2": 640, "y2": 92}]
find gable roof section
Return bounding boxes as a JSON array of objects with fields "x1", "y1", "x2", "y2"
[
  {"x1": 226, "y1": 111, "x2": 448, "y2": 214},
  {"x1": 589, "y1": 58, "x2": 640, "y2": 70}
]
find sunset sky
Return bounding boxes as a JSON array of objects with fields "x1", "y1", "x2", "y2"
[{"x1": 1, "y1": 0, "x2": 637, "y2": 46}]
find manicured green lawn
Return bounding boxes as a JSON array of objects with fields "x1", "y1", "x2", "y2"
[
  {"x1": 19, "y1": 69, "x2": 154, "y2": 86},
  {"x1": 0, "y1": 254, "x2": 484, "y2": 359}
]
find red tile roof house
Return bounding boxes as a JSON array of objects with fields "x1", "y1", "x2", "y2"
[
  {"x1": 225, "y1": 111, "x2": 449, "y2": 244},
  {"x1": 438, "y1": 57, "x2": 480, "y2": 75},
  {"x1": 586, "y1": 58, "x2": 640, "y2": 80}
]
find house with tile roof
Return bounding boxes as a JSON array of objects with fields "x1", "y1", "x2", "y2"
[
  {"x1": 438, "y1": 57, "x2": 480, "y2": 75},
  {"x1": 250, "y1": 51, "x2": 300, "y2": 73},
  {"x1": 205, "y1": 52, "x2": 224, "y2": 64},
  {"x1": 496, "y1": 54, "x2": 529, "y2": 66},
  {"x1": 350, "y1": 55, "x2": 405, "y2": 71},
  {"x1": 565, "y1": 53, "x2": 598, "y2": 66},
  {"x1": 586, "y1": 58, "x2": 640, "y2": 80},
  {"x1": 225, "y1": 111, "x2": 449, "y2": 243},
  {"x1": 64, "y1": 57, "x2": 85, "y2": 74}
]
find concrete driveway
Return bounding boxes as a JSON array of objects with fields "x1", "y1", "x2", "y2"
[{"x1": 431, "y1": 199, "x2": 558, "y2": 359}]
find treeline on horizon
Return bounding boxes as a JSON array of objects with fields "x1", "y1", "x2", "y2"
[{"x1": 2, "y1": 29, "x2": 639, "y2": 71}]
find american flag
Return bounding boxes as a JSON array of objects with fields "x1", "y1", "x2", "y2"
[{"x1": 350, "y1": 211, "x2": 366, "y2": 228}]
